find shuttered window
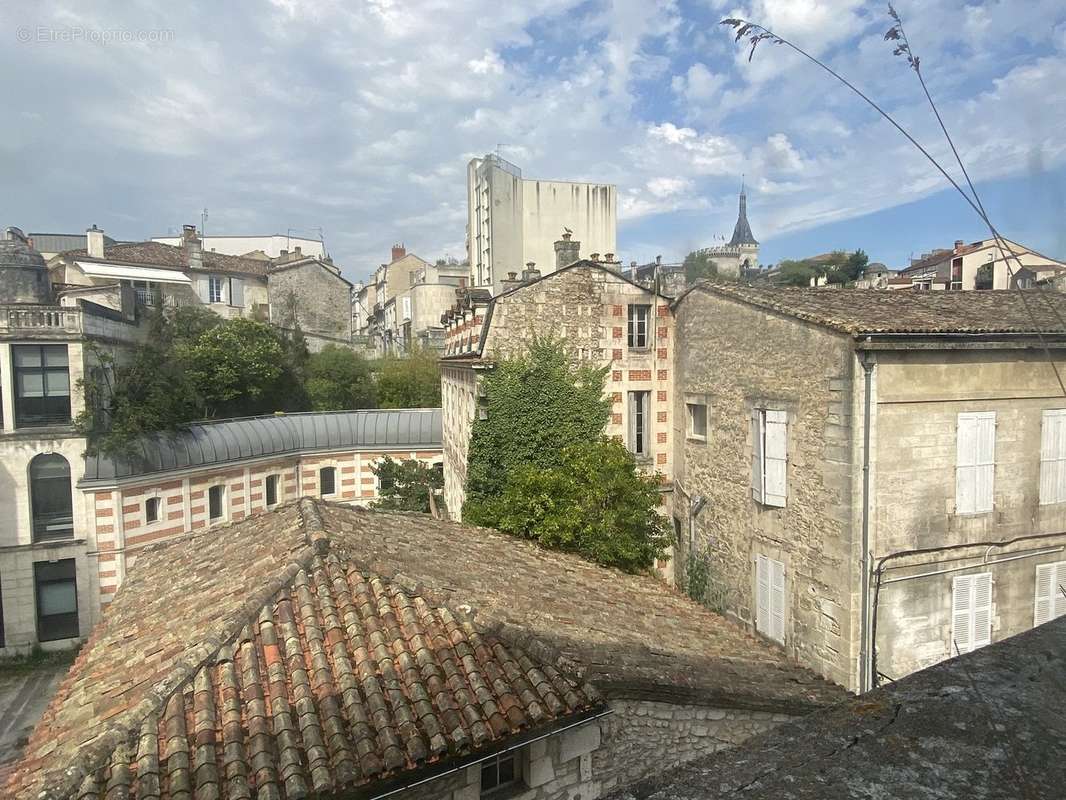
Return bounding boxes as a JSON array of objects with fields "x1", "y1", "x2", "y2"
[
  {"x1": 628, "y1": 391, "x2": 650, "y2": 458},
  {"x1": 751, "y1": 409, "x2": 787, "y2": 507},
  {"x1": 1034, "y1": 561, "x2": 1066, "y2": 627},
  {"x1": 229, "y1": 277, "x2": 245, "y2": 308},
  {"x1": 1039, "y1": 410, "x2": 1066, "y2": 505},
  {"x1": 951, "y1": 572, "x2": 992, "y2": 655},
  {"x1": 956, "y1": 412, "x2": 995, "y2": 514},
  {"x1": 756, "y1": 555, "x2": 785, "y2": 643}
]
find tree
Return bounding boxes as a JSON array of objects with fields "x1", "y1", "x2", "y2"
[
  {"x1": 464, "y1": 336, "x2": 610, "y2": 512},
  {"x1": 306, "y1": 345, "x2": 376, "y2": 410},
  {"x1": 775, "y1": 259, "x2": 818, "y2": 286},
  {"x1": 682, "y1": 250, "x2": 719, "y2": 283},
  {"x1": 372, "y1": 456, "x2": 443, "y2": 513},
  {"x1": 375, "y1": 347, "x2": 441, "y2": 408},
  {"x1": 490, "y1": 438, "x2": 669, "y2": 573}
]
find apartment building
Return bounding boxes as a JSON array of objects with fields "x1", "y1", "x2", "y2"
[
  {"x1": 671, "y1": 284, "x2": 1066, "y2": 692},
  {"x1": 466, "y1": 154, "x2": 616, "y2": 294},
  {"x1": 892, "y1": 237, "x2": 1065, "y2": 290},
  {"x1": 150, "y1": 231, "x2": 325, "y2": 259}
]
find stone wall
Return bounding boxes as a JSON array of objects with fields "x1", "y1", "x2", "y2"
[
  {"x1": 268, "y1": 261, "x2": 352, "y2": 341},
  {"x1": 673, "y1": 289, "x2": 859, "y2": 689},
  {"x1": 441, "y1": 362, "x2": 478, "y2": 520}
]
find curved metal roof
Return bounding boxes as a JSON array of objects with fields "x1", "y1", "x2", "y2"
[{"x1": 81, "y1": 409, "x2": 442, "y2": 486}]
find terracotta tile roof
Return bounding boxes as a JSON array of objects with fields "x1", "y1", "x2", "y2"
[
  {"x1": 62, "y1": 241, "x2": 271, "y2": 277},
  {"x1": 7, "y1": 501, "x2": 841, "y2": 800},
  {"x1": 695, "y1": 284, "x2": 1066, "y2": 336}
]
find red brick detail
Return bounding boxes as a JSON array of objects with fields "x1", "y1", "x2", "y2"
[
  {"x1": 657, "y1": 411, "x2": 668, "y2": 423},
  {"x1": 657, "y1": 369, "x2": 668, "y2": 381},
  {"x1": 612, "y1": 304, "x2": 624, "y2": 317},
  {"x1": 97, "y1": 524, "x2": 114, "y2": 535},
  {"x1": 657, "y1": 390, "x2": 667, "y2": 402},
  {"x1": 611, "y1": 413, "x2": 622, "y2": 425},
  {"x1": 612, "y1": 327, "x2": 623, "y2": 338},
  {"x1": 657, "y1": 305, "x2": 669, "y2": 317},
  {"x1": 97, "y1": 507, "x2": 113, "y2": 518},
  {"x1": 657, "y1": 432, "x2": 668, "y2": 444},
  {"x1": 613, "y1": 349, "x2": 622, "y2": 360},
  {"x1": 611, "y1": 392, "x2": 622, "y2": 403},
  {"x1": 657, "y1": 452, "x2": 668, "y2": 464},
  {"x1": 657, "y1": 326, "x2": 668, "y2": 339},
  {"x1": 612, "y1": 370, "x2": 623, "y2": 382},
  {"x1": 629, "y1": 370, "x2": 651, "y2": 381},
  {"x1": 657, "y1": 348, "x2": 668, "y2": 360}
]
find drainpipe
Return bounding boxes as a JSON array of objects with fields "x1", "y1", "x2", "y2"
[{"x1": 859, "y1": 348, "x2": 876, "y2": 693}]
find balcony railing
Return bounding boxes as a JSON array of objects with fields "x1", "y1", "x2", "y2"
[{"x1": 0, "y1": 305, "x2": 83, "y2": 335}]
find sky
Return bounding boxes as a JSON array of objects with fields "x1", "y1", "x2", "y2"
[{"x1": 2, "y1": 0, "x2": 1064, "y2": 284}]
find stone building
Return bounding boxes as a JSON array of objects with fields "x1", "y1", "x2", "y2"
[
  {"x1": 267, "y1": 249, "x2": 354, "y2": 351},
  {"x1": 671, "y1": 284, "x2": 1066, "y2": 692},
  {"x1": 440, "y1": 242, "x2": 675, "y2": 535},
  {"x1": 4, "y1": 499, "x2": 842, "y2": 800},
  {"x1": 466, "y1": 154, "x2": 617, "y2": 294},
  {"x1": 0, "y1": 227, "x2": 147, "y2": 655},
  {"x1": 891, "y1": 237, "x2": 1066, "y2": 290}
]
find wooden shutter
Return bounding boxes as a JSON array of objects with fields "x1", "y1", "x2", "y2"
[
  {"x1": 751, "y1": 410, "x2": 764, "y2": 503},
  {"x1": 1040, "y1": 411, "x2": 1066, "y2": 505},
  {"x1": 972, "y1": 572, "x2": 992, "y2": 648},
  {"x1": 756, "y1": 555, "x2": 769, "y2": 637},
  {"x1": 956, "y1": 412, "x2": 995, "y2": 513},
  {"x1": 952, "y1": 572, "x2": 993, "y2": 654},
  {"x1": 194, "y1": 275, "x2": 209, "y2": 303},
  {"x1": 230, "y1": 277, "x2": 245, "y2": 308},
  {"x1": 1034, "y1": 561, "x2": 1066, "y2": 626},
  {"x1": 770, "y1": 558, "x2": 785, "y2": 643},
  {"x1": 764, "y1": 410, "x2": 787, "y2": 507}
]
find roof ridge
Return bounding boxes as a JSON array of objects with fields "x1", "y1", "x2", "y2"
[{"x1": 22, "y1": 511, "x2": 319, "y2": 800}]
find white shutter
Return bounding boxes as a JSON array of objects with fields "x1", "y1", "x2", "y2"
[
  {"x1": 230, "y1": 277, "x2": 245, "y2": 308},
  {"x1": 972, "y1": 572, "x2": 992, "y2": 648},
  {"x1": 764, "y1": 410, "x2": 787, "y2": 507},
  {"x1": 1040, "y1": 411, "x2": 1066, "y2": 505},
  {"x1": 770, "y1": 558, "x2": 785, "y2": 643},
  {"x1": 751, "y1": 410, "x2": 764, "y2": 503},
  {"x1": 951, "y1": 574, "x2": 974, "y2": 655},
  {"x1": 1034, "y1": 561, "x2": 1066, "y2": 626},
  {"x1": 756, "y1": 555, "x2": 770, "y2": 637},
  {"x1": 195, "y1": 275, "x2": 209, "y2": 303},
  {"x1": 956, "y1": 412, "x2": 995, "y2": 513}
]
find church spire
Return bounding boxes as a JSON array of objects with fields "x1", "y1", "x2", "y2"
[{"x1": 728, "y1": 180, "x2": 758, "y2": 247}]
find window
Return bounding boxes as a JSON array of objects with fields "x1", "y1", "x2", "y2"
[
  {"x1": 481, "y1": 751, "x2": 520, "y2": 796},
  {"x1": 956, "y1": 412, "x2": 995, "y2": 514},
  {"x1": 319, "y1": 466, "x2": 337, "y2": 496},
  {"x1": 402, "y1": 296, "x2": 412, "y2": 321},
  {"x1": 627, "y1": 304, "x2": 650, "y2": 349},
  {"x1": 35, "y1": 559, "x2": 78, "y2": 642},
  {"x1": 951, "y1": 572, "x2": 992, "y2": 654},
  {"x1": 13, "y1": 344, "x2": 71, "y2": 427},
  {"x1": 628, "y1": 391, "x2": 650, "y2": 458},
  {"x1": 687, "y1": 402, "x2": 708, "y2": 441},
  {"x1": 30, "y1": 454, "x2": 73, "y2": 541},
  {"x1": 144, "y1": 497, "x2": 160, "y2": 524},
  {"x1": 751, "y1": 409, "x2": 787, "y2": 507},
  {"x1": 208, "y1": 276, "x2": 224, "y2": 304},
  {"x1": 1040, "y1": 410, "x2": 1066, "y2": 505},
  {"x1": 208, "y1": 485, "x2": 225, "y2": 521},
  {"x1": 755, "y1": 555, "x2": 785, "y2": 644},
  {"x1": 1034, "y1": 561, "x2": 1066, "y2": 627},
  {"x1": 229, "y1": 277, "x2": 244, "y2": 307},
  {"x1": 265, "y1": 474, "x2": 279, "y2": 507},
  {"x1": 949, "y1": 257, "x2": 963, "y2": 291}
]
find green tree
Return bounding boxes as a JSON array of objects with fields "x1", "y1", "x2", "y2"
[
  {"x1": 375, "y1": 347, "x2": 441, "y2": 408},
  {"x1": 306, "y1": 345, "x2": 376, "y2": 410},
  {"x1": 682, "y1": 249, "x2": 719, "y2": 283},
  {"x1": 464, "y1": 336, "x2": 610, "y2": 512},
  {"x1": 372, "y1": 456, "x2": 443, "y2": 513},
  {"x1": 490, "y1": 438, "x2": 669, "y2": 573},
  {"x1": 775, "y1": 259, "x2": 818, "y2": 286}
]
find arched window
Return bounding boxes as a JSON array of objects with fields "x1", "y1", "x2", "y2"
[{"x1": 30, "y1": 454, "x2": 73, "y2": 541}]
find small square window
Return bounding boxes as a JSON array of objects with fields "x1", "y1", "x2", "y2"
[
  {"x1": 481, "y1": 751, "x2": 521, "y2": 796},
  {"x1": 266, "y1": 474, "x2": 279, "y2": 507},
  {"x1": 145, "y1": 497, "x2": 160, "y2": 524},
  {"x1": 687, "y1": 403, "x2": 708, "y2": 441},
  {"x1": 319, "y1": 466, "x2": 336, "y2": 497},
  {"x1": 208, "y1": 485, "x2": 224, "y2": 520}
]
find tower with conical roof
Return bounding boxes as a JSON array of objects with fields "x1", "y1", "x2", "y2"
[{"x1": 706, "y1": 182, "x2": 759, "y2": 278}]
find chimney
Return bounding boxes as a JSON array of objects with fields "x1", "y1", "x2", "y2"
[
  {"x1": 501, "y1": 270, "x2": 522, "y2": 293},
  {"x1": 182, "y1": 224, "x2": 203, "y2": 271},
  {"x1": 521, "y1": 261, "x2": 541, "y2": 282},
  {"x1": 590, "y1": 252, "x2": 600, "y2": 262},
  {"x1": 605, "y1": 252, "x2": 615, "y2": 262},
  {"x1": 656, "y1": 255, "x2": 662, "y2": 266},
  {"x1": 553, "y1": 231, "x2": 581, "y2": 270},
  {"x1": 86, "y1": 224, "x2": 105, "y2": 259},
  {"x1": 391, "y1": 243, "x2": 406, "y2": 262},
  {"x1": 954, "y1": 240, "x2": 964, "y2": 250},
  {"x1": 294, "y1": 246, "x2": 302, "y2": 257}
]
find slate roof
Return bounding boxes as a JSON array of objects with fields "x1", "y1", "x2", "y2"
[
  {"x1": 610, "y1": 615, "x2": 1066, "y2": 800},
  {"x1": 695, "y1": 283, "x2": 1066, "y2": 336},
  {"x1": 7, "y1": 501, "x2": 842, "y2": 800},
  {"x1": 727, "y1": 190, "x2": 758, "y2": 247},
  {"x1": 61, "y1": 240, "x2": 271, "y2": 277},
  {"x1": 29, "y1": 232, "x2": 118, "y2": 253},
  {"x1": 80, "y1": 409, "x2": 442, "y2": 486}
]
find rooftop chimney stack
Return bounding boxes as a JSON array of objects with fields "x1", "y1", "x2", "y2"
[
  {"x1": 521, "y1": 261, "x2": 541, "y2": 283},
  {"x1": 294, "y1": 246, "x2": 302, "y2": 258},
  {"x1": 954, "y1": 240, "x2": 965, "y2": 250},
  {"x1": 501, "y1": 270, "x2": 522, "y2": 293},
  {"x1": 554, "y1": 230, "x2": 581, "y2": 270},
  {"x1": 590, "y1": 252, "x2": 601, "y2": 263},
  {"x1": 391, "y1": 243, "x2": 406, "y2": 263},
  {"x1": 86, "y1": 224, "x2": 105, "y2": 259},
  {"x1": 182, "y1": 224, "x2": 203, "y2": 271}
]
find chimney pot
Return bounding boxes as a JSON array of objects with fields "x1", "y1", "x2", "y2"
[
  {"x1": 507, "y1": 271, "x2": 518, "y2": 280},
  {"x1": 605, "y1": 252, "x2": 615, "y2": 262},
  {"x1": 954, "y1": 240, "x2": 964, "y2": 250},
  {"x1": 526, "y1": 261, "x2": 535, "y2": 269},
  {"x1": 590, "y1": 252, "x2": 600, "y2": 262},
  {"x1": 656, "y1": 255, "x2": 662, "y2": 265},
  {"x1": 391, "y1": 243, "x2": 406, "y2": 262}
]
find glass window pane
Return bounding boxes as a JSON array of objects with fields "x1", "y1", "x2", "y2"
[
  {"x1": 481, "y1": 763, "x2": 497, "y2": 791},
  {"x1": 266, "y1": 475, "x2": 278, "y2": 506},
  {"x1": 18, "y1": 372, "x2": 44, "y2": 398},
  {"x1": 498, "y1": 755, "x2": 515, "y2": 785},
  {"x1": 209, "y1": 486, "x2": 223, "y2": 519},
  {"x1": 13, "y1": 346, "x2": 42, "y2": 368},
  {"x1": 39, "y1": 581, "x2": 77, "y2": 616},
  {"x1": 146, "y1": 498, "x2": 159, "y2": 523},
  {"x1": 45, "y1": 369, "x2": 70, "y2": 396},
  {"x1": 42, "y1": 346, "x2": 69, "y2": 368}
]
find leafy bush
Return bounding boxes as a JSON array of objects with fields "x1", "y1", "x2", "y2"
[
  {"x1": 375, "y1": 347, "x2": 441, "y2": 408},
  {"x1": 372, "y1": 456, "x2": 443, "y2": 513},
  {"x1": 306, "y1": 345, "x2": 375, "y2": 410}
]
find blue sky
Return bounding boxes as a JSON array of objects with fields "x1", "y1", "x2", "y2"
[{"x1": 2, "y1": 0, "x2": 1064, "y2": 283}]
